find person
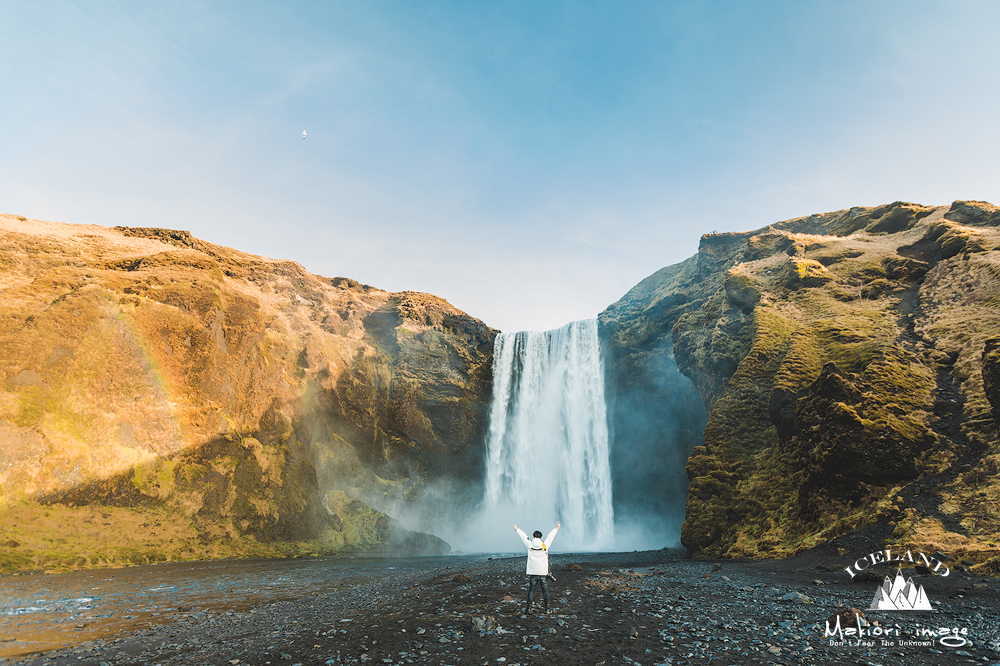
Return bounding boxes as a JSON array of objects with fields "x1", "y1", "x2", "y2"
[{"x1": 513, "y1": 520, "x2": 560, "y2": 615}]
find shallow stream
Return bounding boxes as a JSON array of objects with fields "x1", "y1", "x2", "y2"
[{"x1": 0, "y1": 553, "x2": 498, "y2": 659}]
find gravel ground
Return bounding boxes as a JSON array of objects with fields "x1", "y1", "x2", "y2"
[{"x1": 3, "y1": 547, "x2": 998, "y2": 666}]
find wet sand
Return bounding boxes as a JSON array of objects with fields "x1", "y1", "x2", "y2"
[{"x1": 2, "y1": 548, "x2": 998, "y2": 666}]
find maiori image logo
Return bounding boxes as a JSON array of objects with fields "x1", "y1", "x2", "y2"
[{"x1": 824, "y1": 548, "x2": 974, "y2": 650}]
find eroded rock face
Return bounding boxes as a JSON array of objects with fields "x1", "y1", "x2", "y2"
[
  {"x1": 0, "y1": 216, "x2": 492, "y2": 571},
  {"x1": 599, "y1": 260, "x2": 709, "y2": 541},
  {"x1": 604, "y1": 200, "x2": 1000, "y2": 560},
  {"x1": 784, "y1": 361, "x2": 934, "y2": 521}
]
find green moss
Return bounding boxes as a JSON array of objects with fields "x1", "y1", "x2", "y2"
[
  {"x1": 671, "y1": 207, "x2": 995, "y2": 558},
  {"x1": 683, "y1": 306, "x2": 799, "y2": 555},
  {"x1": 815, "y1": 249, "x2": 864, "y2": 266},
  {"x1": 812, "y1": 323, "x2": 883, "y2": 374},
  {"x1": 773, "y1": 329, "x2": 824, "y2": 395},
  {"x1": 0, "y1": 550, "x2": 36, "y2": 574},
  {"x1": 970, "y1": 556, "x2": 1000, "y2": 576},
  {"x1": 862, "y1": 347, "x2": 935, "y2": 421},
  {"x1": 325, "y1": 490, "x2": 387, "y2": 548},
  {"x1": 781, "y1": 258, "x2": 831, "y2": 288},
  {"x1": 14, "y1": 385, "x2": 46, "y2": 426},
  {"x1": 179, "y1": 462, "x2": 209, "y2": 483}
]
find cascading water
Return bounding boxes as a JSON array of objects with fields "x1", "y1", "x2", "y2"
[{"x1": 482, "y1": 319, "x2": 614, "y2": 551}]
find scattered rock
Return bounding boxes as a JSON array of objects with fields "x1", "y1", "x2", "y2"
[
  {"x1": 471, "y1": 616, "x2": 496, "y2": 632},
  {"x1": 851, "y1": 570, "x2": 882, "y2": 584},
  {"x1": 781, "y1": 591, "x2": 810, "y2": 604},
  {"x1": 826, "y1": 607, "x2": 867, "y2": 629}
]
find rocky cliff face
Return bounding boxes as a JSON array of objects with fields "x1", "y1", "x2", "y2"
[
  {"x1": 0, "y1": 216, "x2": 494, "y2": 573},
  {"x1": 7, "y1": 200, "x2": 999, "y2": 573},
  {"x1": 602, "y1": 201, "x2": 1000, "y2": 564},
  {"x1": 599, "y1": 260, "x2": 709, "y2": 541}
]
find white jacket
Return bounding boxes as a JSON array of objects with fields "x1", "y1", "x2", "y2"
[{"x1": 516, "y1": 526, "x2": 559, "y2": 576}]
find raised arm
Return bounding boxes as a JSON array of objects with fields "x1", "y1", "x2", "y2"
[
  {"x1": 514, "y1": 526, "x2": 532, "y2": 549},
  {"x1": 544, "y1": 521, "x2": 560, "y2": 548}
]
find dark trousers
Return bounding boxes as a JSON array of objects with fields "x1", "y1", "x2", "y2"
[{"x1": 527, "y1": 575, "x2": 549, "y2": 607}]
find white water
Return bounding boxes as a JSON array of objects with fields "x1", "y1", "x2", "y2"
[{"x1": 480, "y1": 319, "x2": 614, "y2": 551}]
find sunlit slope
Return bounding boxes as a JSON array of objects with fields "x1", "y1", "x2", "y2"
[
  {"x1": 602, "y1": 200, "x2": 1000, "y2": 569},
  {"x1": 0, "y1": 216, "x2": 494, "y2": 572}
]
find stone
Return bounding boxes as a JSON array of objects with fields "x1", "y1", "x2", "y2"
[
  {"x1": 781, "y1": 591, "x2": 810, "y2": 604},
  {"x1": 471, "y1": 616, "x2": 496, "y2": 632},
  {"x1": 852, "y1": 570, "x2": 882, "y2": 584},
  {"x1": 826, "y1": 608, "x2": 867, "y2": 630}
]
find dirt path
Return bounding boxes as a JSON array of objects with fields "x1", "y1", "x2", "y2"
[{"x1": 3, "y1": 549, "x2": 998, "y2": 666}]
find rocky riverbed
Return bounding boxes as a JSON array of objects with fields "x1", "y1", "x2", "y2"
[{"x1": 3, "y1": 547, "x2": 999, "y2": 666}]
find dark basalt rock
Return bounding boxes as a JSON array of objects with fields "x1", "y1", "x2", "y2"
[
  {"x1": 785, "y1": 363, "x2": 931, "y2": 520},
  {"x1": 982, "y1": 337, "x2": 1000, "y2": 426}
]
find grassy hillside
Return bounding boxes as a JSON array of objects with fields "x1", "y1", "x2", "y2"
[
  {"x1": 0, "y1": 217, "x2": 491, "y2": 572},
  {"x1": 603, "y1": 201, "x2": 1000, "y2": 568}
]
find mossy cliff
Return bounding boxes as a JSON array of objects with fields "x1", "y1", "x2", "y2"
[
  {"x1": 601, "y1": 200, "x2": 1000, "y2": 562},
  {"x1": 0, "y1": 217, "x2": 493, "y2": 572}
]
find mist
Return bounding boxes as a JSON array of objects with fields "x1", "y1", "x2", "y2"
[
  {"x1": 372, "y1": 317, "x2": 707, "y2": 555},
  {"x1": 604, "y1": 336, "x2": 707, "y2": 549}
]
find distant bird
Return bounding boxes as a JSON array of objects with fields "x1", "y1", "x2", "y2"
[{"x1": 302, "y1": 130, "x2": 307, "y2": 139}]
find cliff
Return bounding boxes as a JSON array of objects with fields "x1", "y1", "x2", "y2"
[
  {"x1": 601, "y1": 200, "x2": 1000, "y2": 566},
  {"x1": 0, "y1": 216, "x2": 495, "y2": 573}
]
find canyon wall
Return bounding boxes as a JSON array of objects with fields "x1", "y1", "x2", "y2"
[
  {"x1": 5, "y1": 199, "x2": 1000, "y2": 574},
  {"x1": 602, "y1": 201, "x2": 1000, "y2": 568},
  {"x1": 0, "y1": 216, "x2": 494, "y2": 572}
]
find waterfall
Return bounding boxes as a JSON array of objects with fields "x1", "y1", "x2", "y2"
[{"x1": 483, "y1": 319, "x2": 614, "y2": 550}]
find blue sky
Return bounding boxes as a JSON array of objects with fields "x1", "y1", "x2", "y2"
[{"x1": 3, "y1": 2, "x2": 1000, "y2": 332}]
